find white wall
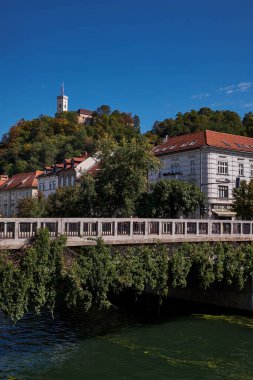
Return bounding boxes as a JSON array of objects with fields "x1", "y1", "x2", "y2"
[
  {"x1": 38, "y1": 175, "x2": 58, "y2": 198},
  {"x1": 149, "y1": 147, "x2": 253, "y2": 218}
]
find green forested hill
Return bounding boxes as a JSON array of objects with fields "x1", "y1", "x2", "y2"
[
  {"x1": 1, "y1": 105, "x2": 253, "y2": 176},
  {"x1": 0, "y1": 106, "x2": 141, "y2": 176},
  {"x1": 144, "y1": 108, "x2": 253, "y2": 143}
]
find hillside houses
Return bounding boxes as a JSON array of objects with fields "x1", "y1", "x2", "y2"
[
  {"x1": 38, "y1": 153, "x2": 100, "y2": 198},
  {"x1": 0, "y1": 171, "x2": 43, "y2": 217},
  {"x1": 0, "y1": 153, "x2": 99, "y2": 217}
]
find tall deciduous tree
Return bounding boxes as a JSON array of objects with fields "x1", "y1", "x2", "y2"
[
  {"x1": 95, "y1": 138, "x2": 160, "y2": 217},
  {"x1": 46, "y1": 175, "x2": 98, "y2": 218},
  {"x1": 232, "y1": 179, "x2": 253, "y2": 219},
  {"x1": 243, "y1": 112, "x2": 253, "y2": 137},
  {"x1": 137, "y1": 179, "x2": 204, "y2": 218},
  {"x1": 17, "y1": 192, "x2": 47, "y2": 217}
]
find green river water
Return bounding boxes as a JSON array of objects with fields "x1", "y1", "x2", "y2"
[{"x1": 1, "y1": 302, "x2": 253, "y2": 380}]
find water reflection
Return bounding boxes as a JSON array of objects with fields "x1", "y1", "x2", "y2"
[
  {"x1": 0, "y1": 311, "x2": 78, "y2": 379},
  {"x1": 1, "y1": 304, "x2": 253, "y2": 380}
]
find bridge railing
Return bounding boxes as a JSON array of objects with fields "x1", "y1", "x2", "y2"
[{"x1": 0, "y1": 218, "x2": 253, "y2": 243}]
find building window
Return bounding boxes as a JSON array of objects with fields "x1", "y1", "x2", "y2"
[
  {"x1": 190, "y1": 160, "x2": 195, "y2": 174},
  {"x1": 218, "y1": 161, "x2": 228, "y2": 174},
  {"x1": 71, "y1": 176, "x2": 75, "y2": 186},
  {"x1": 42, "y1": 182, "x2": 46, "y2": 191},
  {"x1": 53, "y1": 181, "x2": 56, "y2": 189},
  {"x1": 66, "y1": 176, "x2": 69, "y2": 187},
  {"x1": 39, "y1": 183, "x2": 43, "y2": 191},
  {"x1": 49, "y1": 181, "x2": 53, "y2": 190},
  {"x1": 171, "y1": 163, "x2": 180, "y2": 174},
  {"x1": 239, "y1": 163, "x2": 244, "y2": 176},
  {"x1": 60, "y1": 177, "x2": 63, "y2": 187},
  {"x1": 218, "y1": 185, "x2": 228, "y2": 198},
  {"x1": 250, "y1": 163, "x2": 253, "y2": 177}
]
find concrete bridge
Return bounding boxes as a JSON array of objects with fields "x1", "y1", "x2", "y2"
[{"x1": 1, "y1": 217, "x2": 253, "y2": 249}]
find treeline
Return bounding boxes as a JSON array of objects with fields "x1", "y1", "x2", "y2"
[
  {"x1": 144, "y1": 108, "x2": 253, "y2": 143},
  {"x1": 1, "y1": 229, "x2": 252, "y2": 322},
  {"x1": 0, "y1": 105, "x2": 140, "y2": 176},
  {"x1": 1, "y1": 105, "x2": 253, "y2": 177}
]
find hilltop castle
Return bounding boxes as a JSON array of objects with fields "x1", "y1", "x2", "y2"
[{"x1": 56, "y1": 84, "x2": 93, "y2": 124}]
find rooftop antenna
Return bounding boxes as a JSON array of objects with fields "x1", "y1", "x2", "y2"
[{"x1": 60, "y1": 82, "x2": 64, "y2": 96}]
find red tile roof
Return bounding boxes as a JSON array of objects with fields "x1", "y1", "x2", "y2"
[
  {"x1": 205, "y1": 130, "x2": 253, "y2": 152},
  {"x1": 72, "y1": 153, "x2": 89, "y2": 162},
  {"x1": 153, "y1": 131, "x2": 205, "y2": 156},
  {"x1": 0, "y1": 171, "x2": 43, "y2": 190},
  {"x1": 153, "y1": 130, "x2": 253, "y2": 156},
  {"x1": 0, "y1": 180, "x2": 7, "y2": 187},
  {"x1": 77, "y1": 108, "x2": 93, "y2": 116}
]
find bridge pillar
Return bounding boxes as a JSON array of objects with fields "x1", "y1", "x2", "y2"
[
  {"x1": 158, "y1": 221, "x2": 162, "y2": 236},
  {"x1": 14, "y1": 220, "x2": 19, "y2": 239},
  {"x1": 97, "y1": 220, "x2": 102, "y2": 237},
  {"x1": 144, "y1": 221, "x2": 148, "y2": 235}
]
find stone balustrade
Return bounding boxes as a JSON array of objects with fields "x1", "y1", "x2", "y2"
[{"x1": 0, "y1": 217, "x2": 253, "y2": 249}]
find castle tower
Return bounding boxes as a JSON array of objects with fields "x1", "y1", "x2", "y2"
[{"x1": 57, "y1": 83, "x2": 68, "y2": 113}]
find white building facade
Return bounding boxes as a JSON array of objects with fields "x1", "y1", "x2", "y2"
[
  {"x1": 149, "y1": 130, "x2": 253, "y2": 219},
  {"x1": 38, "y1": 154, "x2": 99, "y2": 198},
  {"x1": 37, "y1": 170, "x2": 59, "y2": 199}
]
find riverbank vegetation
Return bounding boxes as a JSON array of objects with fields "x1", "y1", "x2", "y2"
[{"x1": 1, "y1": 229, "x2": 253, "y2": 322}]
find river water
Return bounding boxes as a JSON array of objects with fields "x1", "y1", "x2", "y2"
[{"x1": 1, "y1": 302, "x2": 253, "y2": 380}]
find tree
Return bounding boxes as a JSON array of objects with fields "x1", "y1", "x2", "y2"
[
  {"x1": 96, "y1": 105, "x2": 111, "y2": 116},
  {"x1": 133, "y1": 115, "x2": 140, "y2": 132},
  {"x1": 17, "y1": 193, "x2": 47, "y2": 217},
  {"x1": 46, "y1": 174, "x2": 98, "y2": 218},
  {"x1": 95, "y1": 138, "x2": 160, "y2": 217},
  {"x1": 137, "y1": 179, "x2": 204, "y2": 218},
  {"x1": 46, "y1": 186, "x2": 80, "y2": 217},
  {"x1": 148, "y1": 108, "x2": 245, "y2": 142},
  {"x1": 232, "y1": 179, "x2": 253, "y2": 219},
  {"x1": 243, "y1": 112, "x2": 253, "y2": 137}
]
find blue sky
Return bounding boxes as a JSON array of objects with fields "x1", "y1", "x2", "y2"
[{"x1": 1, "y1": 0, "x2": 253, "y2": 135}]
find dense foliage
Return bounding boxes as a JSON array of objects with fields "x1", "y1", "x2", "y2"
[
  {"x1": 0, "y1": 107, "x2": 141, "y2": 176},
  {"x1": 171, "y1": 242, "x2": 253, "y2": 290},
  {"x1": 145, "y1": 108, "x2": 252, "y2": 143},
  {"x1": 137, "y1": 179, "x2": 204, "y2": 218},
  {"x1": 17, "y1": 193, "x2": 47, "y2": 218},
  {"x1": 93, "y1": 137, "x2": 160, "y2": 216},
  {"x1": 0, "y1": 230, "x2": 168, "y2": 322},
  {"x1": 232, "y1": 179, "x2": 253, "y2": 220},
  {"x1": 1, "y1": 230, "x2": 253, "y2": 323}
]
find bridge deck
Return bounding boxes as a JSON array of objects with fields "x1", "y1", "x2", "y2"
[{"x1": 0, "y1": 218, "x2": 253, "y2": 249}]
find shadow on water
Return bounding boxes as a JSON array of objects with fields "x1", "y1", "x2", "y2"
[{"x1": 1, "y1": 294, "x2": 253, "y2": 380}]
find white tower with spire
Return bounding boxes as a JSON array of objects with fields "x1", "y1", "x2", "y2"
[{"x1": 57, "y1": 83, "x2": 68, "y2": 113}]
